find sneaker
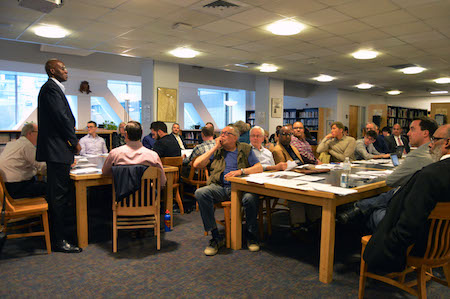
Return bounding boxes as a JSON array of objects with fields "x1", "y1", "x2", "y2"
[
  {"x1": 247, "y1": 238, "x2": 260, "y2": 252},
  {"x1": 204, "y1": 237, "x2": 225, "y2": 256}
]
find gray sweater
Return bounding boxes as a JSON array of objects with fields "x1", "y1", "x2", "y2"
[{"x1": 355, "y1": 139, "x2": 381, "y2": 160}]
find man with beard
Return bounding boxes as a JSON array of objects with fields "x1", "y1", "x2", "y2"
[
  {"x1": 363, "y1": 124, "x2": 450, "y2": 273},
  {"x1": 150, "y1": 121, "x2": 181, "y2": 158}
]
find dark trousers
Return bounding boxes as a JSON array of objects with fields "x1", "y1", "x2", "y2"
[
  {"x1": 5, "y1": 178, "x2": 47, "y2": 199},
  {"x1": 47, "y1": 162, "x2": 72, "y2": 242}
]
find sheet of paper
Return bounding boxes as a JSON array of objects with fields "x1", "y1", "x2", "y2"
[
  {"x1": 308, "y1": 183, "x2": 358, "y2": 195},
  {"x1": 181, "y1": 149, "x2": 193, "y2": 158},
  {"x1": 70, "y1": 167, "x2": 102, "y2": 174},
  {"x1": 286, "y1": 160, "x2": 298, "y2": 170},
  {"x1": 72, "y1": 163, "x2": 98, "y2": 168},
  {"x1": 293, "y1": 175, "x2": 325, "y2": 182}
]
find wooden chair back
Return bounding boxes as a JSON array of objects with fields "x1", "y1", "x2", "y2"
[{"x1": 112, "y1": 166, "x2": 161, "y2": 252}]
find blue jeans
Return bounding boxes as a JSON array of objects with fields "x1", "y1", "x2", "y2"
[
  {"x1": 195, "y1": 183, "x2": 259, "y2": 236},
  {"x1": 356, "y1": 188, "x2": 397, "y2": 233}
]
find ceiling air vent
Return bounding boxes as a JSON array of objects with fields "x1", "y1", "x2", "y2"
[
  {"x1": 203, "y1": 0, "x2": 239, "y2": 8},
  {"x1": 388, "y1": 63, "x2": 416, "y2": 69}
]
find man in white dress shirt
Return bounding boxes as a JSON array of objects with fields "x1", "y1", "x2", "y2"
[
  {"x1": 171, "y1": 123, "x2": 186, "y2": 150},
  {"x1": 249, "y1": 126, "x2": 287, "y2": 171},
  {"x1": 386, "y1": 123, "x2": 410, "y2": 154},
  {"x1": 79, "y1": 121, "x2": 108, "y2": 156},
  {"x1": 0, "y1": 123, "x2": 47, "y2": 198}
]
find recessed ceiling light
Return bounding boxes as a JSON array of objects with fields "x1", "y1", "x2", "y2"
[
  {"x1": 34, "y1": 25, "x2": 68, "y2": 38},
  {"x1": 401, "y1": 66, "x2": 425, "y2": 74},
  {"x1": 430, "y1": 91, "x2": 448, "y2": 95},
  {"x1": 266, "y1": 19, "x2": 305, "y2": 36},
  {"x1": 259, "y1": 63, "x2": 278, "y2": 72},
  {"x1": 169, "y1": 47, "x2": 199, "y2": 58},
  {"x1": 387, "y1": 90, "x2": 402, "y2": 95},
  {"x1": 313, "y1": 74, "x2": 335, "y2": 82},
  {"x1": 434, "y1": 77, "x2": 450, "y2": 84},
  {"x1": 355, "y1": 83, "x2": 373, "y2": 89},
  {"x1": 352, "y1": 50, "x2": 378, "y2": 60}
]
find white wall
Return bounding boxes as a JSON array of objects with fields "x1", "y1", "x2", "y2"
[{"x1": 337, "y1": 90, "x2": 385, "y2": 126}]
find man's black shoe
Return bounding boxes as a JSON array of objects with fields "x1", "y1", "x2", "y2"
[
  {"x1": 53, "y1": 240, "x2": 83, "y2": 253},
  {"x1": 336, "y1": 205, "x2": 363, "y2": 224}
]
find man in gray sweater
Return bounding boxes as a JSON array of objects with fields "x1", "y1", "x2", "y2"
[{"x1": 337, "y1": 116, "x2": 438, "y2": 231}]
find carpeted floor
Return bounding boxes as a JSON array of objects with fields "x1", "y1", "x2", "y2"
[{"x1": 1, "y1": 197, "x2": 449, "y2": 298}]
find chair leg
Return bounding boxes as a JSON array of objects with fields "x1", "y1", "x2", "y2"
[
  {"x1": 358, "y1": 245, "x2": 368, "y2": 299},
  {"x1": 443, "y1": 263, "x2": 450, "y2": 287},
  {"x1": 156, "y1": 214, "x2": 160, "y2": 251},
  {"x1": 113, "y1": 209, "x2": 117, "y2": 253},
  {"x1": 224, "y1": 205, "x2": 231, "y2": 249},
  {"x1": 42, "y1": 211, "x2": 52, "y2": 254},
  {"x1": 258, "y1": 202, "x2": 264, "y2": 240},
  {"x1": 417, "y1": 266, "x2": 427, "y2": 299},
  {"x1": 266, "y1": 198, "x2": 272, "y2": 236},
  {"x1": 174, "y1": 187, "x2": 184, "y2": 215}
]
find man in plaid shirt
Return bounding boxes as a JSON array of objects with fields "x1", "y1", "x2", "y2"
[
  {"x1": 183, "y1": 126, "x2": 215, "y2": 174},
  {"x1": 290, "y1": 121, "x2": 319, "y2": 165}
]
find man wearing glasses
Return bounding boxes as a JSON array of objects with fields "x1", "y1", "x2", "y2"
[
  {"x1": 249, "y1": 126, "x2": 287, "y2": 171},
  {"x1": 0, "y1": 123, "x2": 46, "y2": 199},
  {"x1": 272, "y1": 126, "x2": 304, "y2": 165},
  {"x1": 354, "y1": 130, "x2": 390, "y2": 160},
  {"x1": 291, "y1": 121, "x2": 320, "y2": 164},
  {"x1": 194, "y1": 125, "x2": 263, "y2": 256},
  {"x1": 79, "y1": 121, "x2": 108, "y2": 156},
  {"x1": 363, "y1": 124, "x2": 450, "y2": 274}
]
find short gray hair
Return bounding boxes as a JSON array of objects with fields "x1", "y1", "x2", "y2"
[
  {"x1": 225, "y1": 125, "x2": 240, "y2": 137},
  {"x1": 250, "y1": 126, "x2": 264, "y2": 136},
  {"x1": 21, "y1": 123, "x2": 35, "y2": 136}
]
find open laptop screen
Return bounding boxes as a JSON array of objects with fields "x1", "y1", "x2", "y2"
[{"x1": 390, "y1": 153, "x2": 400, "y2": 167}]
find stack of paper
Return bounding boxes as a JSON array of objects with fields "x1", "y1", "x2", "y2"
[{"x1": 70, "y1": 167, "x2": 101, "y2": 174}]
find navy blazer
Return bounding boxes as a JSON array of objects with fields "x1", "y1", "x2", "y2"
[
  {"x1": 36, "y1": 79, "x2": 78, "y2": 164},
  {"x1": 385, "y1": 135, "x2": 410, "y2": 154}
]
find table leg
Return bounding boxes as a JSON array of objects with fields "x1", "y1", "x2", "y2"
[
  {"x1": 75, "y1": 181, "x2": 88, "y2": 249},
  {"x1": 165, "y1": 172, "x2": 174, "y2": 229},
  {"x1": 230, "y1": 185, "x2": 242, "y2": 250},
  {"x1": 319, "y1": 200, "x2": 336, "y2": 283}
]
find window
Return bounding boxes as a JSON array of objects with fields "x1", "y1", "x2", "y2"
[
  {"x1": 91, "y1": 96, "x2": 122, "y2": 127},
  {"x1": 66, "y1": 95, "x2": 78, "y2": 127},
  {"x1": 107, "y1": 80, "x2": 141, "y2": 122},
  {"x1": 184, "y1": 103, "x2": 205, "y2": 129}
]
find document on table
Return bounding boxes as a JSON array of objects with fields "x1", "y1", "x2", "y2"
[
  {"x1": 285, "y1": 160, "x2": 298, "y2": 170},
  {"x1": 70, "y1": 167, "x2": 102, "y2": 174},
  {"x1": 293, "y1": 175, "x2": 325, "y2": 182},
  {"x1": 181, "y1": 149, "x2": 193, "y2": 158},
  {"x1": 355, "y1": 170, "x2": 393, "y2": 177},
  {"x1": 72, "y1": 163, "x2": 98, "y2": 168}
]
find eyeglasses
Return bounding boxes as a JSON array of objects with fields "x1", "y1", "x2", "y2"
[
  {"x1": 220, "y1": 131, "x2": 235, "y2": 137},
  {"x1": 431, "y1": 136, "x2": 448, "y2": 143},
  {"x1": 280, "y1": 132, "x2": 293, "y2": 136},
  {"x1": 293, "y1": 127, "x2": 304, "y2": 130},
  {"x1": 250, "y1": 135, "x2": 263, "y2": 138},
  {"x1": 87, "y1": 126, "x2": 96, "y2": 128}
]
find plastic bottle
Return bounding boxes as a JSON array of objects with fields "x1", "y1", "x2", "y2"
[
  {"x1": 340, "y1": 157, "x2": 352, "y2": 188},
  {"x1": 164, "y1": 210, "x2": 171, "y2": 232}
]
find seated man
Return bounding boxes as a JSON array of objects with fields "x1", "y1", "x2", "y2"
[
  {"x1": 182, "y1": 126, "x2": 215, "y2": 177},
  {"x1": 102, "y1": 121, "x2": 166, "y2": 186},
  {"x1": 151, "y1": 121, "x2": 181, "y2": 158},
  {"x1": 235, "y1": 120, "x2": 250, "y2": 144},
  {"x1": 355, "y1": 130, "x2": 390, "y2": 160},
  {"x1": 171, "y1": 123, "x2": 186, "y2": 150},
  {"x1": 249, "y1": 126, "x2": 287, "y2": 172},
  {"x1": 79, "y1": 121, "x2": 108, "y2": 155},
  {"x1": 317, "y1": 121, "x2": 356, "y2": 162},
  {"x1": 365, "y1": 122, "x2": 389, "y2": 154},
  {"x1": 142, "y1": 126, "x2": 156, "y2": 150},
  {"x1": 291, "y1": 121, "x2": 320, "y2": 164},
  {"x1": 385, "y1": 123, "x2": 410, "y2": 154},
  {"x1": 0, "y1": 123, "x2": 46, "y2": 199},
  {"x1": 338, "y1": 116, "x2": 438, "y2": 231},
  {"x1": 363, "y1": 124, "x2": 450, "y2": 274},
  {"x1": 112, "y1": 122, "x2": 126, "y2": 149},
  {"x1": 194, "y1": 125, "x2": 263, "y2": 256},
  {"x1": 273, "y1": 126, "x2": 304, "y2": 165}
]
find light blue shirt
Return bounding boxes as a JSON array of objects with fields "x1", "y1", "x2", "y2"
[{"x1": 79, "y1": 134, "x2": 108, "y2": 155}]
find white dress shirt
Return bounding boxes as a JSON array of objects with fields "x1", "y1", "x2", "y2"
[
  {"x1": 252, "y1": 145, "x2": 275, "y2": 167},
  {"x1": 79, "y1": 134, "x2": 108, "y2": 155},
  {"x1": 0, "y1": 136, "x2": 46, "y2": 182},
  {"x1": 394, "y1": 135, "x2": 404, "y2": 146}
]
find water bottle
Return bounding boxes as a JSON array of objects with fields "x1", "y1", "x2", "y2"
[
  {"x1": 340, "y1": 157, "x2": 352, "y2": 188},
  {"x1": 164, "y1": 209, "x2": 171, "y2": 232}
]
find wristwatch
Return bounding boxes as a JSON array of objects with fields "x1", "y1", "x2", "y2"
[{"x1": 241, "y1": 168, "x2": 245, "y2": 175}]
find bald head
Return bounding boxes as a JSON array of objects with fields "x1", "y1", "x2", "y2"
[{"x1": 45, "y1": 59, "x2": 68, "y2": 82}]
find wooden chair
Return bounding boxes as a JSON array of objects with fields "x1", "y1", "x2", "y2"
[
  {"x1": 161, "y1": 156, "x2": 184, "y2": 215},
  {"x1": 181, "y1": 157, "x2": 209, "y2": 211},
  {"x1": 359, "y1": 202, "x2": 450, "y2": 299},
  {"x1": 112, "y1": 166, "x2": 161, "y2": 253},
  {"x1": 0, "y1": 174, "x2": 51, "y2": 254}
]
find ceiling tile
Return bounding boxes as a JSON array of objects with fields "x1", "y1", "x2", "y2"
[
  {"x1": 423, "y1": 16, "x2": 450, "y2": 30},
  {"x1": 0, "y1": 6, "x2": 43, "y2": 22},
  {"x1": 226, "y1": 28, "x2": 272, "y2": 42},
  {"x1": 119, "y1": 29, "x2": 166, "y2": 42},
  {"x1": 359, "y1": 37, "x2": 406, "y2": 50},
  {"x1": 207, "y1": 36, "x2": 247, "y2": 47},
  {"x1": 160, "y1": 9, "x2": 219, "y2": 27},
  {"x1": 406, "y1": 1, "x2": 450, "y2": 19},
  {"x1": 360, "y1": 10, "x2": 418, "y2": 28},
  {"x1": 98, "y1": 10, "x2": 153, "y2": 28},
  {"x1": 279, "y1": 53, "x2": 311, "y2": 61},
  {"x1": 83, "y1": 22, "x2": 132, "y2": 37},
  {"x1": 385, "y1": 44, "x2": 427, "y2": 59},
  {"x1": 301, "y1": 48, "x2": 338, "y2": 58},
  {"x1": 93, "y1": 43, "x2": 130, "y2": 54},
  {"x1": 334, "y1": 0, "x2": 400, "y2": 18},
  {"x1": 317, "y1": 0, "x2": 354, "y2": 5},
  {"x1": 58, "y1": 38, "x2": 103, "y2": 49},
  {"x1": 299, "y1": 8, "x2": 352, "y2": 27},
  {"x1": 379, "y1": 21, "x2": 433, "y2": 36},
  {"x1": 233, "y1": 42, "x2": 272, "y2": 52},
  {"x1": 291, "y1": 27, "x2": 334, "y2": 42},
  {"x1": 226, "y1": 7, "x2": 281, "y2": 27},
  {"x1": 78, "y1": 0, "x2": 129, "y2": 9},
  {"x1": 320, "y1": 20, "x2": 373, "y2": 35},
  {"x1": 108, "y1": 37, "x2": 151, "y2": 48},
  {"x1": 344, "y1": 29, "x2": 391, "y2": 43},
  {"x1": 37, "y1": 15, "x2": 93, "y2": 32},
  {"x1": 398, "y1": 30, "x2": 447, "y2": 43},
  {"x1": 49, "y1": 2, "x2": 112, "y2": 20},
  {"x1": 310, "y1": 36, "x2": 353, "y2": 47},
  {"x1": 118, "y1": 0, "x2": 183, "y2": 18},
  {"x1": 198, "y1": 19, "x2": 250, "y2": 34},
  {"x1": 261, "y1": 0, "x2": 326, "y2": 16}
]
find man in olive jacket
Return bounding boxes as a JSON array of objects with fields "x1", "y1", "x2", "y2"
[{"x1": 194, "y1": 125, "x2": 263, "y2": 256}]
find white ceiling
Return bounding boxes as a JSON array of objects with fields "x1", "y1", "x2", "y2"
[{"x1": 0, "y1": 0, "x2": 449, "y2": 97}]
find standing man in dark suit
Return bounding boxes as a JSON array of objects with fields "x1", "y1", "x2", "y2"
[
  {"x1": 36, "y1": 59, "x2": 82, "y2": 253},
  {"x1": 385, "y1": 123, "x2": 410, "y2": 154}
]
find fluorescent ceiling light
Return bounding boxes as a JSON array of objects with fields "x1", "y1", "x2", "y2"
[
  {"x1": 259, "y1": 63, "x2": 278, "y2": 72},
  {"x1": 352, "y1": 50, "x2": 378, "y2": 60},
  {"x1": 169, "y1": 47, "x2": 199, "y2": 58},
  {"x1": 34, "y1": 25, "x2": 68, "y2": 38},
  {"x1": 430, "y1": 91, "x2": 448, "y2": 95},
  {"x1": 313, "y1": 74, "x2": 335, "y2": 82},
  {"x1": 434, "y1": 77, "x2": 450, "y2": 84},
  {"x1": 356, "y1": 83, "x2": 373, "y2": 89},
  {"x1": 266, "y1": 19, "x2": 305, "y2": 36},
  {"x1": 224, "y1": 100, "x2": 238, "y2": 107},
  {"x1": 401, "y1": 66, "x2": 425, "y2": 74},
  {"x1": 387, "y1": 90, "x2": 402, "y2": 95}
]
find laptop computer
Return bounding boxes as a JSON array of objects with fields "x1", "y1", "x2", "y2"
[
  {"x1": 395, "y1": 146, "x2": 404, "y2": 158},
  {"x1": 390, "y1": 153, "x2": 400, "y2": 167}
]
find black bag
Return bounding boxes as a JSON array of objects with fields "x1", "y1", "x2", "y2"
[{"x1": 0, "y1": 194, "x2": 6, "y2": 254}]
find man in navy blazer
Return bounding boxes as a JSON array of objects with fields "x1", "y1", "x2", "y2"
[{"x1": 36, "y1": 59, "x2": 82, "y2": 253}]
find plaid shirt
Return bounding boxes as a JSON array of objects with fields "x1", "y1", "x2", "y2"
[
  {"x1": 290, "y1": 135, "x2": 317, "y2": 164},
  {"x1": 184, "y1": 140, "x2": 215, "y2": 164}
]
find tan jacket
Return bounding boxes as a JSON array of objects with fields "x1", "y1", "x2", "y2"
[
  {"x1": 272, "y1": 143, "x2": 304, "y2": 164},
  {"x1": 317, "y1": 135, "x2": 356, "y2": 162}
]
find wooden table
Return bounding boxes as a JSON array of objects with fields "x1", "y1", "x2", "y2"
[
  {"x1": 70, "y1": 160, "x2": 177, "y2": 248},
  {"x1": 227, "y1": 168, "x2": 391, "y2": 284}
]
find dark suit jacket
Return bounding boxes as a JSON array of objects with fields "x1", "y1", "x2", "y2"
[
  {"x1": 385, "y1": 135, "x2": 410, "y2": 153},
  {"x1": 171, "y1": 133, "x2": 187, "y2": 149},
  {"x1": 373, "y1": 135, "x2": 389, "y2": 153},
  {"x1": 363, "y1": 158, "x2": 450, "y2": 273},
  {"x1": 36, "y1": 79, "x2": 78, "y2": 164}
]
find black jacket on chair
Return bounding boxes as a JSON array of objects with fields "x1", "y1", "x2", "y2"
[
  {"x1": 363, "y1": 158, "x2": 450, "y2": 273},
  {"x1": 112, "y1": 165, "x2": 149, "y2": 203},
  {"x1": 385, "y1": 135, "x2": 410, "y2": 154},
  {"x1": 36, "y1": 79, "x2": 78, "y2": 164}
]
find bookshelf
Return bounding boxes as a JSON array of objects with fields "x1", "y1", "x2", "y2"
[
  {"x1": 369, "y1": 104, "x2": 428, "y2": 131},
  {"x1": 246, "y1": 110, "x2": 255, "y2": 126},
  {"x1": 283, "y1": 109, "x2": 297, "y2": 125},
  {"x1": 181, "y1": 129, "x2": 202, "y2": 149}
]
